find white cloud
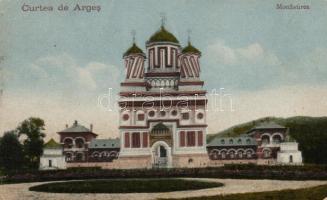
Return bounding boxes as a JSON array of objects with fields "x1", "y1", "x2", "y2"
[
  {"x1": 203, "y1": 40, "x2": 281, "y2": 90},
  {"x1": 13, "y1": 53, "x2": 121, "y2": 91},
  {"x1": 206, "y1": 40, "x2": 280, "y2": 66}
]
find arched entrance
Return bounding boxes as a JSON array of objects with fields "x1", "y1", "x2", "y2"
[{"x1": 151, "y1": 141, "x2": 172, "y2": 168}]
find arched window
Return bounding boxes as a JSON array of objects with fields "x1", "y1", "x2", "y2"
[
  {"x1": 229, "y1": 150, "x2": 235, "y2": 159},
  {"x1": 273, "y1": 135, "x2": 282, "y2": 144},
  {"x1": 289, "y1": 155, "x2": 293, "y2": 163},
  {"x1": 75, "y1": 138, "x2": 85, "y2": 148},
  {"x1": 238, "y1": 150, "x2": 244, "y2": 159},
  {"x1": 221, "y1": 151, "x2": 226, "y2": 159},
  {"x1": 221, "y1": 139, "x2": 225, "y2": 144},
  {"x1": 261, "y1": 135, "x2": 270, "y2": 145},
  {"x1": 137, "y1": 113, "x2": 145, "y2": 121},
  {"x1": 109, "y1": 151, "x2": 118, "y2": 158},
  {"x1": 229, "y1": 139, "x2": 233, "y2": 145},
  {"x1": 246, "y1": 139, "x2": 251, "y2": 145},
  {"x1": 210, "y1": 150, "x2": 218, "y2": 160},
  {"x1": 238, "y1": 139, "x2": 242, "y2": 144},
  {"x1": 246, "y1": 150, "x2": 252, "y2": 158},
  {"x1": 92, "y1": 151, "x2": 100, "y2": 158},
  {"x1": 63, "y1": 138, "x2": 73, "y2": 149}
]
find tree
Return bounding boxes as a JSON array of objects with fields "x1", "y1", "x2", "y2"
[
  {"x1": 17, "y1": 117, "x2": 46, "y2": 169},
  {"x1": 0, "y1": 131, "x2": 24, "y2": 172}
]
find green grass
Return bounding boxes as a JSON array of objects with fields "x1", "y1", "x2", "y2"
[
  {"x1": 162, "y1": 184, "x2": 327, "y2": 200},
  {"x1": 29, "y1": 179, "x2": 223, "y2": 193}
]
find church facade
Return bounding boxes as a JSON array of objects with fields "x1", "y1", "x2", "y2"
[{"x1": 117, "y1": 25, "x2": 208, "y2": 168}]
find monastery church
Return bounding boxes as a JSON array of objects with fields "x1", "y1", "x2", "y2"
[{"x1": 40, "y1": 24, "x2": 302, "y2": 170}]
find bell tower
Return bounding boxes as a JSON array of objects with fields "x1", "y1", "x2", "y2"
[{"x1": 123, "y1": 31, "x2": 146, "y2": 81}]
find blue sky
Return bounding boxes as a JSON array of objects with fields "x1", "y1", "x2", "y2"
[{"x1": 1, "y1": 0, "x2": 327, "y2": 139}]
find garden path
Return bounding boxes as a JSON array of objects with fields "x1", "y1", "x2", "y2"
[{"x1": 0, "y1": 178, "x2": 326, "y2": 200}]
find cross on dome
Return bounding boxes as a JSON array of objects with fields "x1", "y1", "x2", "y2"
[
  {"x1": 131, "y1": 30, "x2": 136, "y2": 44},
  {"x1": 187, "y1": 29, "x2": 192, "y2": 44},
  {"x1": 160, "y1": 12, "x2": 167, "y2": 27}
]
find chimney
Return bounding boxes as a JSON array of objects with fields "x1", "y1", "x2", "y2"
[
  {"x1": 74, "y1": 120, "x2": 78, "y2": 126},
  {"x1": 90, "y1": 124, "x2": 93, "y2": 132}
]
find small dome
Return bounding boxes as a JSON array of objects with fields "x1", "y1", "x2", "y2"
[
  {"x1": 44, "y1": 138, "x2": 61, "y2": 148},
  {"x1": 182, "y1": 42, "x2": 201, "y2": 54},
  {"x1": 148, "y1": 26, "x2": 179, "y2": 44},
  {"x1": 123, "y1": 43, "x2": 144, "y2": 57}
]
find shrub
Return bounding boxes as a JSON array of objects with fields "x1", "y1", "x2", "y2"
[{"x1": 3, "y1": 164, "x2": 327, "y2": 184}]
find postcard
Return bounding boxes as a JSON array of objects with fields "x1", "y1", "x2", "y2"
[{"x1": 0, "y1": 1, "x2": 327, "y2": 200}]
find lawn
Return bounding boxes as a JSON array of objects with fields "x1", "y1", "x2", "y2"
[
  {"x1": 162, "y1": 184, "x2": 327, "y2": 200},
  {"x1": 29, "y1": 178, "x2": 223, "y2": 193}
]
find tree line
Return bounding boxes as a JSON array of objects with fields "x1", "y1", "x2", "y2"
[{"x1": 0, "y1": 117, "x2": 45, "y2": 174}]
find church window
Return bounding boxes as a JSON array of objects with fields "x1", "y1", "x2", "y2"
[
  {"x1": 160, "y1": 110, "x2": 166, "y2": 117},
  {"x1": 246, "y1": 150, "x2": 252, "y2": 158},
  {"x1": 148, "y1": 110, "x2": 155, "y2": 117},
  {"x1": 221, "y1": 151, "x2": 226, "y2": 159},
  {"x1": 197, "y1": 113, "x2": 204, "y2": 120},
  {"x1": 171, "y1": 110, "x2": 178, "y2": 116},
  {"x1": 229, "y1": 139, "x2": 234, "y2": 145},
  {"x1": 229, "y1": 151, "x2": 235, "y2": 159},
  {"x1": 182, "y1": 112, "x2": 190, "y2": 120},
  {"x1": 124, "y1": 132, "x2": 130, "y2": 148},
  {"x1": 238, "y1": 150, "x2": 243, "y2": 158},
  {"x1": 122, "y1": 114, "x2": 129, "y2": 121},
  {"x1": 187, "y1": 131, "x2": 196, "y2": 146},
  {"x1": 137, "y1": 113, "x2": 145, "y2": 121},
  {"x1": 246, "y1": 139, "x2": 251, "y2": 145},
  {"x1": 180, "y1": 131, "x2": 186, "y2": 147},
  {"x1": 142, "y1": 132, "x2": 148, "y2": 148},
  {"x1": 198, "y1": 131, "x2": 203, "y2": 146},
  {"x1": 132, "y1": 132, "x2": 141, "y2": 148}
]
